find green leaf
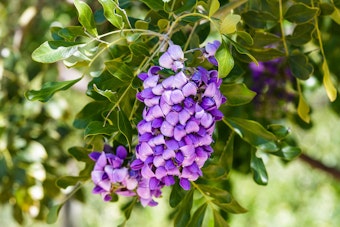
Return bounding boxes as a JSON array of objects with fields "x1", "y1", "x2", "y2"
[
  {"x1": 250, "y1": 150, "x2": 268, "y2": 185},
  {"x1": 32, "y1": 41, "x2": 84, "y2": 63},
  {"x1": 224, "y1": 117, "x2": 278, "y2": 151},
  {"x1": 93, "y1": 84, "x2": 118, "y2": 103},
  {"x1": 272, "y1": 144, "x2": 301, "y2": 160},
  {"x1": 187, "y1": 203, "x2": 208, "y2": 227},
  {"x1": 58, "y1": 26, "x2": 87, "y2": 41},
  {"x1": 212, "y1": 199, "x2": 247, "y2": 214},
  {"x1": 213, "y1": 209, "x2": 230, "y2": 227},
  {"x1": 209, "y1": 0, "x2": 220, "y2": 17},
  {"x1": 140, "y1": 0, "x2": 164, "y2": 11},
  {"x1": 249, "y1": 48, "x2": 285, "y2": 62},
  {"x1": 331, "y1": 7, "x2": 340, "y2": 24},
  {"x1": 288, "y1": 51, "x2": 314, "y2": 80},
  {"x1": 267, "y1": 124, "x2": 290, "y2": 139},
  {"x1": 322, "y1": 60, "x2": 337, "y2": 102},
  {"x1": 170, "y1": 182, "x2": 187, "y2": 208},
  {"x1": 25, "y1": 77, "x2": 82, "y2": 102},
  {"x1": 284, "y1": 3, "x2": 318, "y2": 24},
  {"x1": 84, "y1": 121, "x2": 118, "y2": 138},
  {"x1": 121, "y1": 198, "x2": 137, "y2": 220},
  {"x1": 74, "y1": 0, "x2": 98, "y2": 36},
  {"x1": 297, "y1": 87, "x2": 311, "y2": 123},
  {"x1": 225, "y1": 37, "x2": 258, "y2": 64},
  {"x1": 56, "y1": 176, "x2": 88, "y2": 189},
  {"x1": 220, "y1": 83, "x2": 256, "y2": 106},
  {"x1": 117, "y1": 110, "x2": 133, "y2": 151},
  {"x1": 174, "y1": 189, "x2": 194, "y2": 227},
  {"x1": 202, "y1": 164, "x2": 227, "y2": 180},
  {"x1": 47, "y1": 204, "x2": 63, "y2": 224},
  {"x1": 242, "y1": 10, "x2": 277, "y2": 29},
  {"x1": 68, "y1": 146, "x2": 90, "y2": 162},
  {"x1": 98, "y1": 0, "x2": 123, "y2": 29},
  {"x1": 105, "y1": 59, "x2": 134, "y2": 82},
  {"x1": 252, "y1": 31, "x2": 281, "y2": 48},
  {"x1": 287, "y1": 23, "x2": 315, "y2": 46},
  {"x1": 73, "y1": 101, "x2": 108, "y2": 129},
  {"x1": 129, "y1": 42, "x2": 150, "y2": 57},
  {"x1": 216, "y1": 40, "x2": 234, "y2": 78},
  {"x1": 236, "y1": 31, "x2": 254, "y2": 46},
  {"x1": 219, "y1": 132, "x2": 234, "y2": 173},
  {"x1": 220, "y1": 14, "x2": 241, "y2": 34},
  {"x1": 196, "y1": 184, "x2": 231, "y2": 203}
]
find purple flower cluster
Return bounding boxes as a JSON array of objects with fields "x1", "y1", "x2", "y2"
[
  {"x1": 134, "y1": 43, "x2": 225, "y2": 195},
  {"x1": 89, "y1": 41, "x2": 225, "y2": 207},
  {"x1": 89, "y1": 145, "x2": 139, "y2": 201}
]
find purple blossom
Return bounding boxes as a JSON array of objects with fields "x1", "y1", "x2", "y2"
[
  {"x1": 89, "y1": 145, "x2": 161, "y2": 206},
  {"x1": 159, "y1": 45, "x2": 185, "y2": 71},
  {"x1": 136, "y1": 43, "x2": 225, "y2": 191},
  {"x1": 203, "y1": 40, "x2": 221, "y2": 66}
]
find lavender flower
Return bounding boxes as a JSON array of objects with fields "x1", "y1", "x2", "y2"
[
  {"x1": 89, "y1": 145, "x2": 162, "y2": 206},
  {"x1": 159, "y1": 45, "x2": 185, "y2": 71},
  {"x1": 136, "y1": 43, "x2": 226, "y2": 191},
  {"x1": 203, "y1": 40, "x2": 221, "y2": 66}
]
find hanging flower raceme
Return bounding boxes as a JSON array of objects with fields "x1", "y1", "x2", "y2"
[
  {"x1": 89, "y1": 41, "x2": 225, "y2": 207},
  {"x1": 135, "y1": 42, "x2": 226, "y2": 191}
]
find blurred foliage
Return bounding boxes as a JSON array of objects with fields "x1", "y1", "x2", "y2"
[{"x1": 1, "y1": 0, "x2": 340, "y2": 226}]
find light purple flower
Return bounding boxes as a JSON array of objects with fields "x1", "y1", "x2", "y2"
[
  {"x1": 159, "y1": 45, "x2": 185, "y2": 71},
  {"x1": 203, "y1": 40, "x2": 221, "y2": 66}
]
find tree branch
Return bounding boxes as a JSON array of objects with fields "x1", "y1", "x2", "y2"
[{"x1": 299, "y1": 153, "x2": 340, "y2": 181}]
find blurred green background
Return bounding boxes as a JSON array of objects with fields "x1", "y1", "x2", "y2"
[{"x1": 1, "y1": 0, "x2": 340, "y2": 226}]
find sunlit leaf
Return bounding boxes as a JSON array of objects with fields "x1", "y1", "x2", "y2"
[
  {"x1": 322, "y1": 60, "x2": 337, "y2": 102},
  {"x1": 284, "y1": 2, "x2": 318, "y2": 24},
  {"x1": 32, "y1": 41, "x2": 84, "y2": 63},
  {"x1": 297, "y1": 88, "x2": 311, "y2": 123},
  {"x1": 220, "y1": 83, "x2": 256, "y2": 106},
  {"x1": 98, "y1": 0, "x2": 123, "y2": 29},
  {"x1": 47, "y1": 204, "x2": 63, "y2": 224},
  {"x1": 25, "y1": 77, "x2": 82, "y2": 102},
  {"x1": 250, "y1": 150, "x2": 268, "y2": 185},
  {"x1": 209, "y1": 0, "x2": 220, "y2": 17},
  {"x1": 74, "y1": 0, "x2": 98, "y2": 36},
  {"x1": 220, "y1": 14, "x2": 241, "y2": 34},
  {"x1": 216, "y1": 40, "x2": 234, "y2": 78}
]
